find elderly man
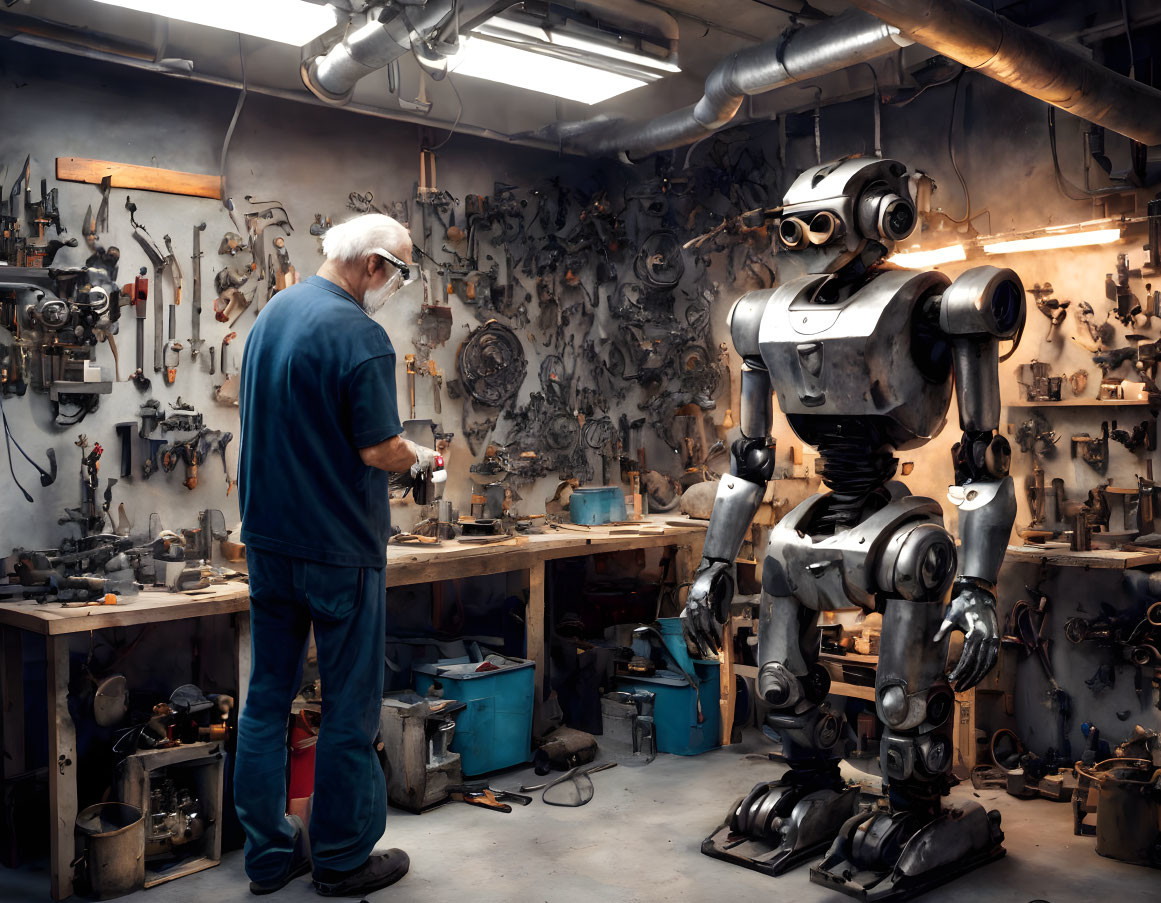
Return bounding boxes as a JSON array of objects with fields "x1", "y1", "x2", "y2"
[{"x1": 234, "y1": 214, "x2": 435, "y2": 897}]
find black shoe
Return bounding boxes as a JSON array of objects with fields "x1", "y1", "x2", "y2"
[
  {"x1": 313, "y1": 849, "x2": 410, "y2": 897},
  {"x1": 250, "y1": 815, "x2": 312, "y2": 895}
]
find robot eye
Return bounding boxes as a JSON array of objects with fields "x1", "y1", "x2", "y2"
[
  {"x1": 882, "y1": 198, "x2": 916, "y2": 240},
  {"x1": 807, "y1": 211, "x2": 841, "y2": 246},
  {"x1": 989, "y1": 279, "x2": 1022, "y2": 334},
  {"x1": 778, "y1": 217, "x2": 809, "y2": 250}
]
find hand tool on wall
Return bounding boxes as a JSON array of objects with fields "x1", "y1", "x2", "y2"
[
  {"x1": 115, "y1": 422, "x2": 134, "y2": 478},
  {"x1": 162, "y1": 234, "x2": 183, "y2": 384},
  {"x1": 122, "y1": 267, "x2": 150, "y2": 390},
  {"x1": 1030, "y1": 283, "x2": 1069, "y2": 342},
  {"x1": 125, "y1": 196, "x2": 166, "y2": 374},
  {"x1": 200, "y1": 429, "x2": 236, "y2": 495},
  {"x1": 405, "y1": 353, "x2": 417, "y2": 419},
  {"x1": 190, "y1": 222, "x2": 206, "y2": 362},
  {"x1": 214, "y1": 332, "x2": 240, "y2": 405},
  {"x1": 425, "y1": 359, "x2": 442, "y2": 413}
]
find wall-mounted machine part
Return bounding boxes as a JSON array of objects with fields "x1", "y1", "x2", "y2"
[
  {"x1": 302, "y1": 0, "x2": 504, "y2": 105},
  {"x1": 847, "y1": 0, "x2": 1161, "y2": 146},
  {"x1": 456, "y1": 320, "x2": 527, "y2": 408},
  {"x1": 122, "y1": 267, "x2": 150, "y2": 390}
]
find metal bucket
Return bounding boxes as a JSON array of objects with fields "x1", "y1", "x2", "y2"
[
  {"x1": 1075, "y1": 757, "x2": 1161, "y2": 867},
  {"x1": 76, "y1": 802, "x2": 145, "y2": 898}
]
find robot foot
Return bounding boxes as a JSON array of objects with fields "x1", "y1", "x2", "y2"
[
  {"x1": 809, "y1": 801, "x2": 1005, "y2": 902},
  {"x1": 702, "y1": 765, "x2": 860, "y2": 877}
]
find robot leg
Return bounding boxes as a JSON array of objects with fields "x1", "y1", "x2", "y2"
[
  {"x1": 702, "y1": 590, "x2": 860, "y2": 876},
  {"x1": 811, "y1": 593, "x2": 1005, "y2": 901}
]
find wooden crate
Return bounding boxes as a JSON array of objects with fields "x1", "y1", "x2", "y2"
[{"x1": 116, "y1": 742, "x2": 224, "y2": 888}]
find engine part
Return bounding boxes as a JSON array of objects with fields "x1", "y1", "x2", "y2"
[{"x1": 456, "y1": 320, "x2": 527, "y2": 408}]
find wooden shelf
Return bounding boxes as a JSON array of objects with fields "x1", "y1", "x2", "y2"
[
  {"x1": 1005, "y1": 543, "x2": 1161, "y2": 569},
  {"x1": 1005, "y1": 399, "x2": 1153, "y2": 407}
]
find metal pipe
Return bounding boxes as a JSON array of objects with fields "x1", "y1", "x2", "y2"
[
  {"x1": 847, "y1": 0, "x2": 1161, "y2": 146},
  {"x1": 1, "y1": 27, "x2": 560, "y2": 153},
  {"x1": 302, "y1": 0, "x2": 500, "y2": 105},
  {"x1": 542, "y1": 10, "x2": 909, "y2": 159}
]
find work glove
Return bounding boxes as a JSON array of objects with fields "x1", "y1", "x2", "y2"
[
  {"x1": 681, "y1": 559, "x2": 733, "y2": 659},
  {"x1": 402, "y1": 438, "x2": 439, "y2": 477},
  {"x1": 935, "y1": 578, "x2": 1000, "y2": 692}
]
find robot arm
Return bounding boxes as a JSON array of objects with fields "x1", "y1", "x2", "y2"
[
  {"x1": 937, "y1": 266, "x2": 1025, "y2": 690},
  {"x1": 683, "y1": 353, "x2": 776, "y2": 656}
]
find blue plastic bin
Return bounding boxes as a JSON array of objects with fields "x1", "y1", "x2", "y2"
[
  {"x1": 616, "y1": 660, "x2": 720, "y2": 756},
  {"x1": 413, "y1": 658, "x2": 534, "y2": 775}
]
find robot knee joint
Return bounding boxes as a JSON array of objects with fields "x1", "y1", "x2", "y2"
[{"x1": 731, "y1": 437, "x2": 776, "y2": 484}]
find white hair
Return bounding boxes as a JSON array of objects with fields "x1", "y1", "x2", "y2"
[{"x1": 322, "y1": 213, "x2": 411, "y2": 263}]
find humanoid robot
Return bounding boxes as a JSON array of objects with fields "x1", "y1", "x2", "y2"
[{"x1": 682, "y1": 157, "x2": 1024, "y2": 901}]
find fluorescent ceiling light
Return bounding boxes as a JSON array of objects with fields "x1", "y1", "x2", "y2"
[
  {"x1": 887, "y1": 244, "x2": 966, "y2": 268},
  {"x1": 92, "y1": 0, "x2": 337, "y2": 46},
  {"x1": 477, "y1": 18, "x2": 680, "y2": 74},
  {"x1": 449, "y1": 36, "x2": 649, "y2": 105},
  {"x1": 983, "y1": 228, "x2": 1121, "y2": 255}
]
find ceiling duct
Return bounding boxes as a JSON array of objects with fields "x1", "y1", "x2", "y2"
[
  {"x1": 847, "y1": 0, "x2": 1161, "y2": 147},
  {"x1": 533, "y1": 10, "x2": 910, "y2": 160},
  {"x1": 302, "y1": 0, "x2": 502, "y2": 105}
]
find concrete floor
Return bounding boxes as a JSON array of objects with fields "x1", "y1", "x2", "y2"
[{"x1": 4, "y1": 737, "x2": 1157, "y2": 903}]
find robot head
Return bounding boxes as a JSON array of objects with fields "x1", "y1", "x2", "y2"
[{"x1": 774, "y1": 158, "x2": 916, "y2": 276}]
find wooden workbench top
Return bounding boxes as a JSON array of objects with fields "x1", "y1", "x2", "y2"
[
  {"x1": 1004, "y1": 543, "x2": 1161, "y2": 569},
  {"x1": 0, "y1": 516, "x2": 707, "y2": 634},
  {"x1": 0, "y1": 581, "x2": 252, "y2": 636},
  {"x1": 385, "y1": 516, "x2": 705, "y2": 584}
]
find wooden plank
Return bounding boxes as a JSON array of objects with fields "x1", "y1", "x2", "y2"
[
  {"x1": 1004, "y1": 544, "x2": 1161, "y2": 569},
  {"x1": 56, "y1": 156, "x2": 220, "y2": 199},
  {"x1": 719, "y1": 614, "x2": 735, "y2": 746},
  {"x1": 1005, "y1": 399, "x2": 1151, "y2": 407},
  {"x1": 1, "y1": 627, "x2": 24, "y2": 778},
  {"x1": 828, "y1": 680, "x2": 876, "y2": 702},
  {"x1": 46, "y1": 635, "x2": 77, "y2": 901},
  {"x1": 0, "y1": 584, "x2": 251, "y2": 635},
  {"x1": 954, "y1": 689, "x2": 977, "y2": 770},
  {"x1": 526, "y1": 563, "x2": 545, "y2": 702}
]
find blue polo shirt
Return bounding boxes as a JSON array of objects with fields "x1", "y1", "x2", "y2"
[{"x1": 238, "y1": 276, "x2": 403, "y2": 567}]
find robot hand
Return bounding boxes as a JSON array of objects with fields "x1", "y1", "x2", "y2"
[
  {"x1": 935, "y1": 579, "x2": 1000, "y2": 692},
  {"x1": 681, "y1": 559, "x2": 734, "y2": 658}
]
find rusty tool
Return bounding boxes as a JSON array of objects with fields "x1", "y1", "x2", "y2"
[
  {"x1": 405, "y1": 353, "x2": 417, "y2": 419},
  {"x1": 447, "y1": 782, "x2": 532, "y2": 813}
]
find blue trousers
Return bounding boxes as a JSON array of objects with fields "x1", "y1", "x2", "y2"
[{"x1": 234, "y1": 548, "x2": 387, "y2": 883}]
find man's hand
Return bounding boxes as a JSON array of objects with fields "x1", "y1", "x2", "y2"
[
  {"x1": 935, "y1": 580, "x2": 1000, "y2": 692},
  {"x1": 402, "y1": 438, "x2": 438, "y2": 476},
  {"x1": 681, "y1": 560, "x2": 733, "y2": 659}
]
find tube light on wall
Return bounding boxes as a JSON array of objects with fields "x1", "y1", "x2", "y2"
[
  {"x1": 886, "y1": 244, "x2": 967, "y2": 268},
  {"x1": 982, "y1": 227, "x2": 1122, "y2": 255},
  {"x1": 448, "y1": 36, "x2": 651, "y2": 105},
  {"x1": 92, "y1": 0, "x2": 338, "y2": 46}
]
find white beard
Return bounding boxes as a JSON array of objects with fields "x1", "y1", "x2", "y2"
[{"x1": 361, "y1": 281, "x2": 394, "y2": 316}]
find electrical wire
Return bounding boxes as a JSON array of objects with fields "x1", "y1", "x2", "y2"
[
  {"x1": 1121, "y1": 0, "x2": 1136, "y2": 81},
  {"x1": 219, "y1": 35, "x2": 248, "y2": 216},
  {"x1": 0, "y1": 388, "x2": 54, "y2": 502},
  {"x1": 422, "y1": 70, "x2": 464, "y2": 153},
  {"x1": 746, "y1": 0, "x2": 827, "y2": 20},
  {"x1": 943, "y1": 73, "x2": 972, "y2": 224},
  {"x1": 1047, "y1": 108, "x2": 1096, "y2": 201}
]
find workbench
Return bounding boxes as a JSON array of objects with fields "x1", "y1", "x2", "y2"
[
  {"x1": 0, "y1": 515, "x2": 705, "y2": 900},
  {"x1": 0, "y1": 582, "x2": 253, "y2": 901}
]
